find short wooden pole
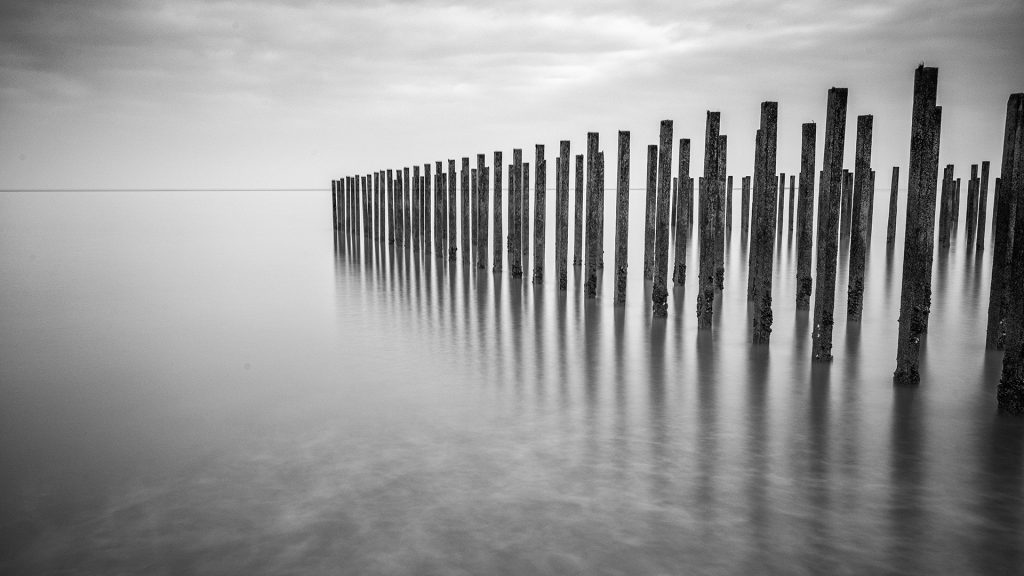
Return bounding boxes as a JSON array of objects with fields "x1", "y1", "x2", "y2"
[
  {"x1": 966, "y1": 164, "x2": 979, "y2": 245},
  {"x1": 643, "y1": 144, "x2": 658, "y2": 279},
  {"x1": 847, "y1": 114, "x2": 874, "y2": 322},
  {"x1": 673, "y1": 139, "x2": 691, "y2": 286},
  {"x1": 652, "y1": 120, "x2": 674, "y2": 317},
  {"x1": 423, "y1": 164, "x2": 432, "y2": 255},
  {"x1": 448, "y1": 160, "x2": 457, "y2": 260},
  {"x1": 470, "y1": 167, "x2": 477, "y2": 262},
  {"x1": 522, "y1": 161, "x2": 531, "y2": 271},
  {"x1": 776, "y1": 172, "x2": 785, "y2": 241},
  {"x1": 787, "y1": 174, "x2": 795, "y2": 235},
  {"x1": 796, "y1": 122, "x2": 817, "y2": 309},
  {"x1": 977, "y1": 161, "x2": 991, "y2": 251},
  {"x1": 741, "y1": 175, "x2": 751, "y2": 242},
  {"x1": 726, "y1": 175, "x2": 734, "y2": 234},
  {"x1": 715, "y1": 134, "x2": 727, "y2": 289},
  {"x1": 886, "y1": 167, "x2": 899, "y2": 247},
  {"x1": 461, "y1": 158, "x2": 470, "y2": 264}
]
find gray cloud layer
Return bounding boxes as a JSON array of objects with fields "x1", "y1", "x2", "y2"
[{"x1": 1, "y1": 0, "x2": 1021, "y2": 188}]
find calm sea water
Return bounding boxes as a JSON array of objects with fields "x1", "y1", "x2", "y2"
[{"x1": 0, "y1": 189, "x2": 1021, "y2": 575}]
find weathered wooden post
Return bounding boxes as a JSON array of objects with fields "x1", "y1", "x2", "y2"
[
  {"x1": 811, "y1": 87, "x2": 849, "y2": 361},
  {"x1": 671, "y1": 177, "x2": 679, "y2": 239},
  {"x1": 386, "y1": 169, "x2": 395, "y2": 245},
  {"x1": 698, "y1": 112, "x2": 721, "y2": 328},
  {"x1": 751, "y1": 104, "x2": 778, "y2": 343},
  {"x1": 584, "y1": 132, "x2": 601, "y2": 297},
  {"x1": 434, "y1": 162, "x2": 445, "y2": 257},
  {"x1": 522, "y1": 161, "x2": 531, "y2": 271},
  {"x1": 894, "y1": 66, "x2": 942, "y2": 384},
  {"x1": 966, "y1": 164, "x2": 979, "y2": 245},
  {"x1": 726, "y1": 176, "x2": 734, "y2": 234},
  {"x1": 448, "y1": 160, "x2": 457, "y2": 260},
  {"x1": 741, "y1": 175, "x2": 751, "y2": 241},
  {"x1": 715, "y1": 134, "x2": 727, "y2": 289},
  {"x1": 470, "y1": 167, "x2": 478, "y2": 263},
  {"x1": 510, "y1": 150, "x2": 524, "y2": 277},
  {"x1": 776, "y1": 172, "x2": 786, "y2": 240},
  {"x1": 788, "y1": 174, "x2": 796, "y2": 235},
  {"x1": 493, "y1": 152, "x2": 503, "y2": 271},
  {"x1": 556, "y1": 141, "x2": 570, "y2": 290},
  {"x1": 673, "y1": 140, "x2": 691, "y2": 285},
  {"x1": 954, "y1": 178, "x2": 962, "y2": 237},
  {"x1": 796, "y1": 122, "x2": 817, "y2": 309},
  {"x1": 977, "y1": 161, "x2": 991, "y2": 251},
  {"x1": 573, "y1": 154, "x2": 584, "y2": 266},
  {"x1": 939, "y1": 164, "x2": 954, "y2": 248},
  {"x1": 364, "y1": 175, "x2": 373, "y2": 242},
  {"x1": 886, "y1": 167, "x2": 900, "y2": 247},
  {"x1": 614, "y1": 131, "x2": 631, "y2": 305},
  {"x1": 394, "y1": 174, "x2": 404, "y2": 247},
  {"x1": 998, "y1": 93, "x2": 1024, "y2": 413},
  {"x1": 652, "y1": 120, "x2": 674, "y2": 317},
  {"x1": 411, "y1": 166, "x2": 421, "y2": 251},
  {"x1": 372, "y1": 172, "x2": 379, "y2": 241},
  {"x1": 596, "y1": 146, "x2": 606, "y2": 270},
  {"x1": 478, "y1": 154, "x2": 489, "y2": 270},
  {"x1": 986, "y1": 95, "x2": 1023, "y2": 348},
  {"x1": 867, "y1": 169, "x2": 876, "y2": 241},
  {"x1": 461, "y1": 158, "x2": 470, "y2": 265},
  {"x1": 643, "y1": 144, "x2": 658, "y2": 279},
  {"x1": 423, "y1": 164, "x2": 432, "y2": 255},
  {"x1": 847, "y1": 114, "x2": 874, "y2": 322},
  {"x1": 840, "y1": 169, "x2": 853, "y2": 239},
  {"x1": 534, "y1": 146, "x2": 546, "y2": 283},
  {"x1": 332, "y1": 180, "x2": 338, "y2": 230},
  {"x1": 747, "y1": 130, "x2": 764, "y2": 299}
]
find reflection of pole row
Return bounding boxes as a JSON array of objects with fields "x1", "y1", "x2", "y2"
[{"x1": 331, "y1": 66, "x2": 1024, "y2": 414}]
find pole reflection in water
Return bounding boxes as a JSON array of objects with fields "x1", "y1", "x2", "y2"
[{"x1": 1, "y1": 190, "x2": 1022, "y2": 575}]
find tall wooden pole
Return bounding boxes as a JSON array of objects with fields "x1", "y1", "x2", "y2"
[
  {"x1": 556, "y1": 141, "x2": 570, "y2": 290},
  {"x1": 533, "y1": 146, "x2": 546, "y2": 283},
  {"x1": 894, "y1": 66, "x2": 942, "y2": 383},
  {"x1": 614, "y1": 131, "x2": 631, "y2": 305},
  {"x1": 811, "y1": 88, "x2": 849, "y2": 360},
  {"x1": 673, "y1": 139, "x2": 691, "y2": 286},
  {"x1": 573, "y1": 154, "x2": 584, "y2": 267},
  {"x1": 977, "y1": 161, "x2": 991, "y2": 251},
  {"x1": 698, "y1": 112, "x2": 721, "y2": 328},
  {"x1": 751, "y1": 104, "x2": 778, "y2": 343},
  {"x1": 643, "y1": 144, "x2": 658, "y2": 280},
  {"x1": 584, "y1": 132, "x2": 601, "y2": 297},
  {"x1": 493, "y1": 153, "x2": 503, "y2": 271}
]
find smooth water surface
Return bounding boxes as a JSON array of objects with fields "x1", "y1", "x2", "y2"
[{"x1": 1, "y1": 189, "x2": 1021, "y2": 575}]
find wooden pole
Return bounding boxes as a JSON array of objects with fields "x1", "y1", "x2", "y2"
[
  {"x1": 796, "y1": 122, "x2": 817, "y2": 309},
  {"x1": 434, "y1": 162, "x2": 445, "y2": 256},
  {"x1": 998, "y1": 93, "x2": 1024, "y2": 413},
  {"x1": 573, "y1": 154, "x2": 584, "y2": 267},
  {"x1": 987, "y1": 95, "x2": 1023, "y2": 348},
  {"x1": 747, "y1": 129, "x2": 764, "y2": 300},
  {"x1": 423, "y1": 164, "x2": 432, "y2": 255},
  {"x1": 977, "y1": 161, "x2": 991, "y2": 251},
  {"x1": 556, "y1": 141, "x2": 570, "y2": 290},
  {"x1": 787, "y1": 174, "x2": 796, "y2": 236},
  {"x1": 534, "y1": 145, "x2": 546, "y2": 283},
  {"x1": 886, "y1": 167, "x2": 900, "y2": 247},
  {"x1": 811, "y1": 87, "x2": 849, "y2": 361},
  {"x1": 523, "y1": 161, "x2": 531, "y2": 272},
  {"x1": 698, "y1": 112, "x2": 721, "y2": 328},
  {"x1": 493, "y1": 152, "x2": 503, "y2": 271},
  {"x1": 471, "y1": 164, "x2": 478, "y2": 264},
  {"x1": 584, "y1": 132, "x2": 600, "y2": 297},
  {"x1": 653, "y1": 120, "x2": 674, "y2": 317},
  {"x1": 894, "y1": 66, "x2": 942, "y2": 383},
  {"x1": 867, "y1": 169, "x2": 876, "y2": 241},
  {"x1": 715, "y1": 134, "x2": 727, "y2": 289},
  {"x1": 776, "y1": 172, "x2": 785, "y2": 241},
  {"x1": 448, "y1": 160, "x2": 457, "y2": 260},
  {"x1": 511, "y1": 149, "x2": 523, "y2": 277},
  {"x1": 477, "y1": 154, "x2": 489, "y2": 270},
  {"x1": 939, "y1": 164, "x2": 953, "y2": 247},
  {"x1": 847, "y1": 114, "x2": 874, "y2": 322},
  {"x1": 332, "y1": 180, "x2": 338, "y2": 231},
  {"x1": 387, "y1": 169, "x2": 395, "y2": 245},
  {"x1": 673, "y1": 139, "x2": 691, "y2": 286},
  {"x1": 643, "y1": 144, "x2": 658, "y2": 280},
  {"x1": 614, "y1": 131, "x2": 631, "y2": 305},
  {"x1": 726, "y1": 176, "x2": 734, "y2": 234},
  {"x1": 412, "y1": 166, "x2": 421, "y2": 251},
  {"x1": 741, "y1": 175, "x2": 751, "y2": 242},
  {"x1": 966, "y1": 164, "x2": 979, "y2": 245},
  {"x1": 751, "y1": 104, "x2": 778, "y2": 343},
  {"x1": 461, "y1": 158, "x2": 470, "y2": 265}
]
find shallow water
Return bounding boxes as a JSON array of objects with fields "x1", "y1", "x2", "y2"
[{"x1": 0, "y1": 189, "x2": 1021, "y2": 575}]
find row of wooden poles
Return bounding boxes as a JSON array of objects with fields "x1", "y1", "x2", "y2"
[{"x1": 331, "y1": 66, "x2": 1024, "y2": 414}]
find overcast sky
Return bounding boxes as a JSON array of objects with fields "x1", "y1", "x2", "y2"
[{"x1": 1, "y1": 0, "x2": 1021, "y2": 190}]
